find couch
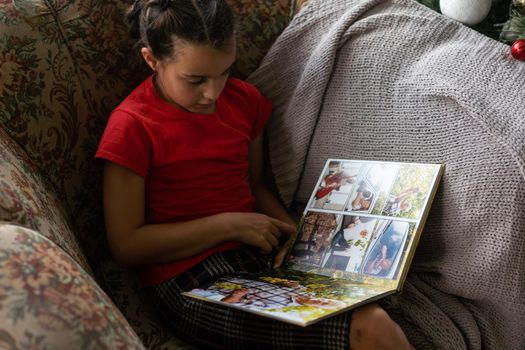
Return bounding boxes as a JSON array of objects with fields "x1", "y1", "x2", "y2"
[
  {"x1": 248, "y1": 1, "x2": 525, "y2": 349},
  {"x1": 0, "y1": 0, "x2": 299, "y2": 348},
  {"x1": 1, "y1": 0, "x2": 524, "y2": 349}
]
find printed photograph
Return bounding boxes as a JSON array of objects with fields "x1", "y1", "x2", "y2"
[
  {"x1": 346, "y1": 163, "x2": 397, "y2": 214},
  {"x1": 183, "y1": 159, "x2": 442, "y2": 327},
  {"x1": 321, "y1": 215, "x2": 378, "y2": 273},
  {"x1": 311, "y1": 161, "x2": 362, "y2": 211},
  {"x1": 185, "y1": 271, "x2": 394, "y2": 326},
  {"x1": 288, "y1": 212, "x2": 340, "y2": 267},
  {"x1": 378, "y1": 164, "x2": 439, "y2": 219},
  {"x1": 361, "y1": 220, "x2": 410, "y2": 279}
]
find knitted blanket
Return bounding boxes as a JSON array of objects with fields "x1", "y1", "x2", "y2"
[{"x1": 248, "y1": 0, "x2": 525, "y2": 349}]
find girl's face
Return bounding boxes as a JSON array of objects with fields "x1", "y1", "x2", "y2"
[{"x1": 143, "y1": 41, "x2": 236, "y2": 114}]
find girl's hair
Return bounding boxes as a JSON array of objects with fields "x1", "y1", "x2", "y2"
[{"x1": 127, "y1": 0, "x2": 235, "y2": 60}]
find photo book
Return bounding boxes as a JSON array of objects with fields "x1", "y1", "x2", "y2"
[{"x1": 183, "y1": 159, "x2": 444, "y2": 326}]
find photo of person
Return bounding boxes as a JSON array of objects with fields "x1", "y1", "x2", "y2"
[
  {"x1": 361, "y1": 221, "x2": 410, "y2": 279},
  {"x1": 379, "y1": 164, "x2": 439, "y2": 219},
  {"x1": 221, "y1": 288, "x2": 265, "y2": 307},
  {"x1": 214, "y1": 277, "x2": 346, "y2": 311},
  {"x1": 217, "y1": 278, "x2": 304, "y2": 310},
  {"x1": 382, "y1": 187, "x2": 420, "y2": 217},
  {"x1": 314, "y1": 170, "x2": 357, "y2": 200},
  {"x1": 348, "y1": 180, "x2": 375, "y2": 212},
  {"x1": 311, "y1": 161, "x2": 360, "y2": 210},
  {"x1": 322, "y1": 216, "x2": 377, "y2": 273},
  {"x1": 343, "y1": 163, "x2": 388, "y2": 213},
  {"x1": 288, "y1": 212, "x2": 339, "y2": 267},
  {"x1": 330, "y1": 216, "x2": 364, "y2": 251}
]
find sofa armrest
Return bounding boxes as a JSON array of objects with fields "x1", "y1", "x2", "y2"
[
  {"x1": 0, "y1": 223, "x2": 145, "y2": 350},
  {"x1": 0, "y1": 127, "x2": 92, "y2": 275}
]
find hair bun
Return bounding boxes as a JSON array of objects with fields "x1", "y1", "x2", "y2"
[
  {"x1": 127, "y1": 0, "x2": 143, "y2": 39},
  {"x1": 158, "y1": 0, "x2": 172, "y2": 11}
]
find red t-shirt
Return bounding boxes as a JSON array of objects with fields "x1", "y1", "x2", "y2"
[{"x1": 96, "y1": 75, "x2": 272, "y2": 285}]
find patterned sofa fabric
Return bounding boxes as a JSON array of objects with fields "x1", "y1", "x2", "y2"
[
  {"x1": 1, "y1": 1, "x2": 294, "y2": 349},
  {"x1": 293, "y1": 0, "x2": 310, "y2": 14},
  {"x1": 0, "y1": 223, "x2": 145, "y2": 350},
  {"x1": 0, "y1": 127, "x2": 90, "y2": 274},
  {"x1": 228, "y1": 0, "x2": 293, "y2": 78},
  {"x1": 0, "y1": 0, "x2": 143, "y2": 267},
  {"x1": 0, "y1": 0, "x2": 294, "y2": 270}
]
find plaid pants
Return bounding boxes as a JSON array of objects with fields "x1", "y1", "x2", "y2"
[{"x1": 147, "y1": 247, "x2": 351, "y2": 349}]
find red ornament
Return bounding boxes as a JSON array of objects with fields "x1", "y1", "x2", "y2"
[{"x1": 511, "y1": 39, "x2": 525, "y2": 61}]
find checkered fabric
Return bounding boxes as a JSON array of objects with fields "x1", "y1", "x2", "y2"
[{"x1": 147, "y1": 247, "x2": 351, "y2": 349}]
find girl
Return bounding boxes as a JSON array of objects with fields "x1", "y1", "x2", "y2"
[{"x1": 96, "y1": 0, "x2": 414, "y2": 349}]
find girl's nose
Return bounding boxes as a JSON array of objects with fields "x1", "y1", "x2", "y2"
[{"x1": 202, "y1": 79, "x2": 223, "y2": 101}]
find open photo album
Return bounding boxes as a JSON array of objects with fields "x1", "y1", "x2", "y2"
[{"x1": 183, "y1": 159, "x2": 444, "y2": 326}]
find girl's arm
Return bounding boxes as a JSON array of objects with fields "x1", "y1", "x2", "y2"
[
  {"x1": 248, "y1": 133, "x2": 296, "y2": 226},
  {"x1": 103, "y1": 161, "x2": 295, "y2": 267},
  {"x1": 248, "y1": 133, "x2": 297, "y2": 267}
]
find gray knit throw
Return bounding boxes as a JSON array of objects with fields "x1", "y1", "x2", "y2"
[{"x1": 249, "y1": 0, "x2": 525, "y2": 349}]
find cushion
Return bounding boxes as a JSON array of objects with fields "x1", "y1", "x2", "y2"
[
  {"x1": 228, "y1": 0, "x2": 293, "y2": 78},
  {"x1": 0, "y1": 223, "x2": 144, "y2": 349},
  {"x1": 293, "y1": 0, "x2": 310, "y2": 14},
  {"x1": 0, "y1": 0, "x2": 146, "y2": 267},
  {"x1": 0, "y1": 128, "x2": 90, "y2": 274}
]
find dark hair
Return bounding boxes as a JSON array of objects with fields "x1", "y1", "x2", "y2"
[{"x1": 127, "y1": 0, "x2": 235, "y2": 60}]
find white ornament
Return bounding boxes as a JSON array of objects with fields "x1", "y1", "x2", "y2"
[{"x1": 439, "y1": 0, "x2": 492, "y2": 26}]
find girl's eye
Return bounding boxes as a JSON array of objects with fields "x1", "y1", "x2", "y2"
[{"x1": 188, "y1": 77, "x2": 206, "y2": 85}]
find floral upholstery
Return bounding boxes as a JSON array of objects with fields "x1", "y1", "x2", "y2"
[
  {"x1": 0, "y1": 127, "x2": 90, "y2": 274},
  {"x1": 0, "y1": 0, "x2": 293, "y2": 268},
  {"x1": 293, "y1": 0, "x2": 310, "y2": 14},
  {"x1": 228, "y1": 0, "x2": 292, "y2": 78},
  {"x1": 0, "y1": 223, "x2": 144, "y2": 349},
  {"x1": 0, "y1": 0, "x2": 146, "y2": 266},
  {"x1": 0, "y1": 0, "x2": 294, "y2": 348}
]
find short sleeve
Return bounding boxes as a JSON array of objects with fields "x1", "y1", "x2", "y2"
[
  {"x1": 95, "y1": 111, "x2": 152, "y2": 178},
  {"x1": 250, "y1": 87, "x2": 273, "y2": 140}
]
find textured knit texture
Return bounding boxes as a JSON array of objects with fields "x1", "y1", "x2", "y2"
[{"x1": 249, "y1": 0, "x2": 525, "y2": 349}]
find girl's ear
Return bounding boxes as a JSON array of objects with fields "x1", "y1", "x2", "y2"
[{"x1": 141, "y1": 47, "x2": 159, "y2": 71}]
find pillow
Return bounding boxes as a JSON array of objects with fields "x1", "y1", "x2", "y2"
[
  {"x1": 0, "y1": 128, "x2": 90, "y2": 274},
  {"x1": 0, "y1": 223, "x2": 145, "y2": 349},
  {"x1": 228, "y1": 0, "x2": 293, "y2": 78}
]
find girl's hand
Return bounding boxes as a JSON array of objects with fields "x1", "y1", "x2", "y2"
[
  {"x1": 226, "y1": 213, "x2": 296, "y2": 254},
  {"x1": 273, "y1": 235, "x2": 295, "y2": 268}
]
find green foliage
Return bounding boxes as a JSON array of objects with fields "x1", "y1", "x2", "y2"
[
  {"x1": 476, "y1": 0, "x2": 515, "y2": 41},
  {"x1": 501, "y1": 8, "x2": 525, "y2": 42},
  {"x1": 215, "y1": 282, "x2": 243, "y2": 290},
  {"x1": 353, "y1": 239, "x2": 367, "y2": 249},
  {"x1": 268, "y1": 305, "x2": 329, "y2": 320},
  {"x1": 389, "y1": 165, "x2": 436, "y2": 219},
  {"x1": 371, "y1": 191, "x2": 386, "y2": 215},
  {"x1": 416, "y1": 0, "x2": 440, "y2": 12}
]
